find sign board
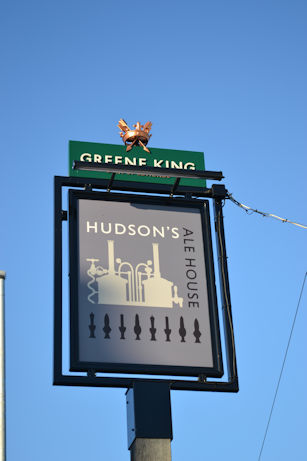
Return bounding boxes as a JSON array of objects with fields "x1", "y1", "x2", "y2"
[
  {"x1": 69, "y1": 191, "x2": 223, "y2": 377},
  {"x1": 69, "y1": 141, "x2": 206, "y2": 188}
]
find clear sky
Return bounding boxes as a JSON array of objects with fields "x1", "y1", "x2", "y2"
[{"x1": 1, "y1": 1, "x2": 307, "y2": 460}]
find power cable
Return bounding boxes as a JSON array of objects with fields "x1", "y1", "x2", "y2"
[
  {"x1": 227, "y1": 194, "x2": 307, "y2": 229},
  {"x1": 258, "y1": 272, "x2": 307, "y2": 460}
]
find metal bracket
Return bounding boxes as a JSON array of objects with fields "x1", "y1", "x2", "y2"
[
  {"x1": 73, "y1": 161, "x2": 224, "y2": 182},
  {"x1": 107, "y1": 173, "x2": 116, "y2": 193},
  {"x1": 126, "y1": 381, "x2": 173, "y2": 449},
  {"x1": 61, "y1": 210, "x2": 67, "y2": 221},
  {"x1": 87, "y1": 369, "x2": 96, "y2": 378},
  {"x1": 198, "y1": 374, "x2": 207, "y2": 383},
  {"x1": 211, "y1": 184, "x2": 227, "y2": 199},
  {"x1": 169, "y1": 177, "x2": 181, "y2": 197},
  {"x1": 53, "y1": 176, "x2": 239, "y2": 392}
]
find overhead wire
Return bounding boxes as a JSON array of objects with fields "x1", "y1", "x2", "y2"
[
  {"x1": 258, "y1": 272, "x2": 307, "y2": 460},
  {"x1": 227, "y1": 194, "x2": 307, "y2": 229},
  {"x1": 222, "y1": 193, "x2": 306, "y2": 456}
]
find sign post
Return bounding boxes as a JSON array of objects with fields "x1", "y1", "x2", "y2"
[
  {"x1": 127, "y1": 381, "x2": 172, "y2": 461},
  {"x1": 54, "y1": 122, "x2": 238, "y2": 459}
]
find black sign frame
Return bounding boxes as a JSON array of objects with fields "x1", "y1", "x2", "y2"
[
  {"x1": 69, "y1": 190, "x2": 223, "y2": 377},
  {"x1": 54, "y1": 174, "x2": 239, "y2": 392}
]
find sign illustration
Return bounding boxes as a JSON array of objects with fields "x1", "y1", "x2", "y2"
[
  {"x1": 69, "y1": 192, "x2": 222, "y2": 376},
  {"x1": 86, "y1": 240, "x2": 183, "y2": 308}
]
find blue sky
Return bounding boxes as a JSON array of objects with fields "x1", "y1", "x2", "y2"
[{"x1": 1, "y1": 1, "x2": 307, "y2": 460}]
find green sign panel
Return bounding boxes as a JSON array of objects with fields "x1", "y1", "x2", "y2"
[{"x1": 69, "y1": 141, "x2": 206, "y2": 188}]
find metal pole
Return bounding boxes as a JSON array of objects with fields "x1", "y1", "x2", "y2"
[
  {"x1": 126, "y1": 381, "x2": 172, "y2": 461},
  {"x1": 0, "y1": 271, "x2": 6, "y2": 461}
]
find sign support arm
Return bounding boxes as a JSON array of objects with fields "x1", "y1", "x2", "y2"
[{"x1": 214, "y1": 199, "x2": 238, "y2": 383}]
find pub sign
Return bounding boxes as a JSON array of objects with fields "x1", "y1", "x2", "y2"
[
  {"x1": 69, "y1": 191, "x2": 223, "y2": 377},
  {"x1": 69, "y1": 141, "x2": 207, "y2": 188}
]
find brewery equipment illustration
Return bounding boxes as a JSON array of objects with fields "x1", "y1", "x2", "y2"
[{"x1": 86, "y1": 240, "x2": 183, "y2": 308}]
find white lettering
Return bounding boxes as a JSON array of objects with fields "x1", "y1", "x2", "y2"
[
  {"x1": 153, "y1": 226, "x2": 165, "y2": 238},
  {"x1": 139, "y1": 158, "x2": 147, "y2": 166},
  {"x1": 86, "y1": 222, "x2": 179, "y2": 238},
  {"x1": 124, "y1": 157, "x2": 137, "y2": 166},
  {"x1": 128, "y1": 224, "x2": 136, "y2": 236},
  {"x1": 115, "y1": 156, "x2": 123, "y2": 164},
  {"x1": 80, "y1": 153, "x2": 92, "y2": 162},
  {"x1": 184, "y1": 162, "x2": 195, "y2": 170},
  {"x1": 105, "y1": 155, "x2": 113, "y2": 163},
  {"x1": 115, "y1": 223, "x2": 126, "y2": 235},
  {"x1": 87, "y1": 221, "x2": 97, "y2": 233},
  {"x1": 170, "y1": 161, "x2": 183, "y2": 169},
  {"x1": 171, "y1": 227, "x2": 179, "y2": 239},
  {"x1": 137, "y1": 225, "x2": 151, "y2": 237},
  {"x1": 154, "y1": 159, "x2": 164, "y2": 167},
  {"x1": 94, "y1": 154, "x2": 102, "y2": 163},
  {"x1": 101, "y1": 222, "x2": 112, "y2": 234}
]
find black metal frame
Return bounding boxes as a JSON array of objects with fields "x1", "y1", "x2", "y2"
[
  {"x1": 73, "y1": 161, "x2": 224, "y2": 182},
  {"x1": 54, "y1": 166, "x2": 238, "y2": 392},
  {"x1": 69, "y1": 191, "x2": 223, "y2": 377}
]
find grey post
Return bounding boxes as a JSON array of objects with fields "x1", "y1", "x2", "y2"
[
  {"x1": 126, "y1": 381, "x2": 172, "y2": 461},
  {"x1": 0, "y1": 272, "x2": 6, "y2": 461}
]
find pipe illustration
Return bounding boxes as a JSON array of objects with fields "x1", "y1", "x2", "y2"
[
  {"x1": 135, "y1": 262, "x2": 151, "y2": 302},
  {"x1": 86, "y1": 258, "x2": 100, "y2": 304},
  {"x1": 117, "y1": 261, "x2": 135, "y2": 302},
  {"x1": 152, "y1": 243, "x2": 161, "y2": 278},
  {"x1": 107, "y1": 240, "x2": 115, "y2": 275}
]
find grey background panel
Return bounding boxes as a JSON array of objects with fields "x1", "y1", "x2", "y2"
[{"x1": 77, "y1": 199, "x2": 214, "y2": 368}]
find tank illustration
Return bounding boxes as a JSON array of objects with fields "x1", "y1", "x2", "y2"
[
  {"x1": 86, "y1": 240, "x2": 183, "y2": 308},
  {"x1": 96, "y1": 241, "x2": 128, "y2": 305}
]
